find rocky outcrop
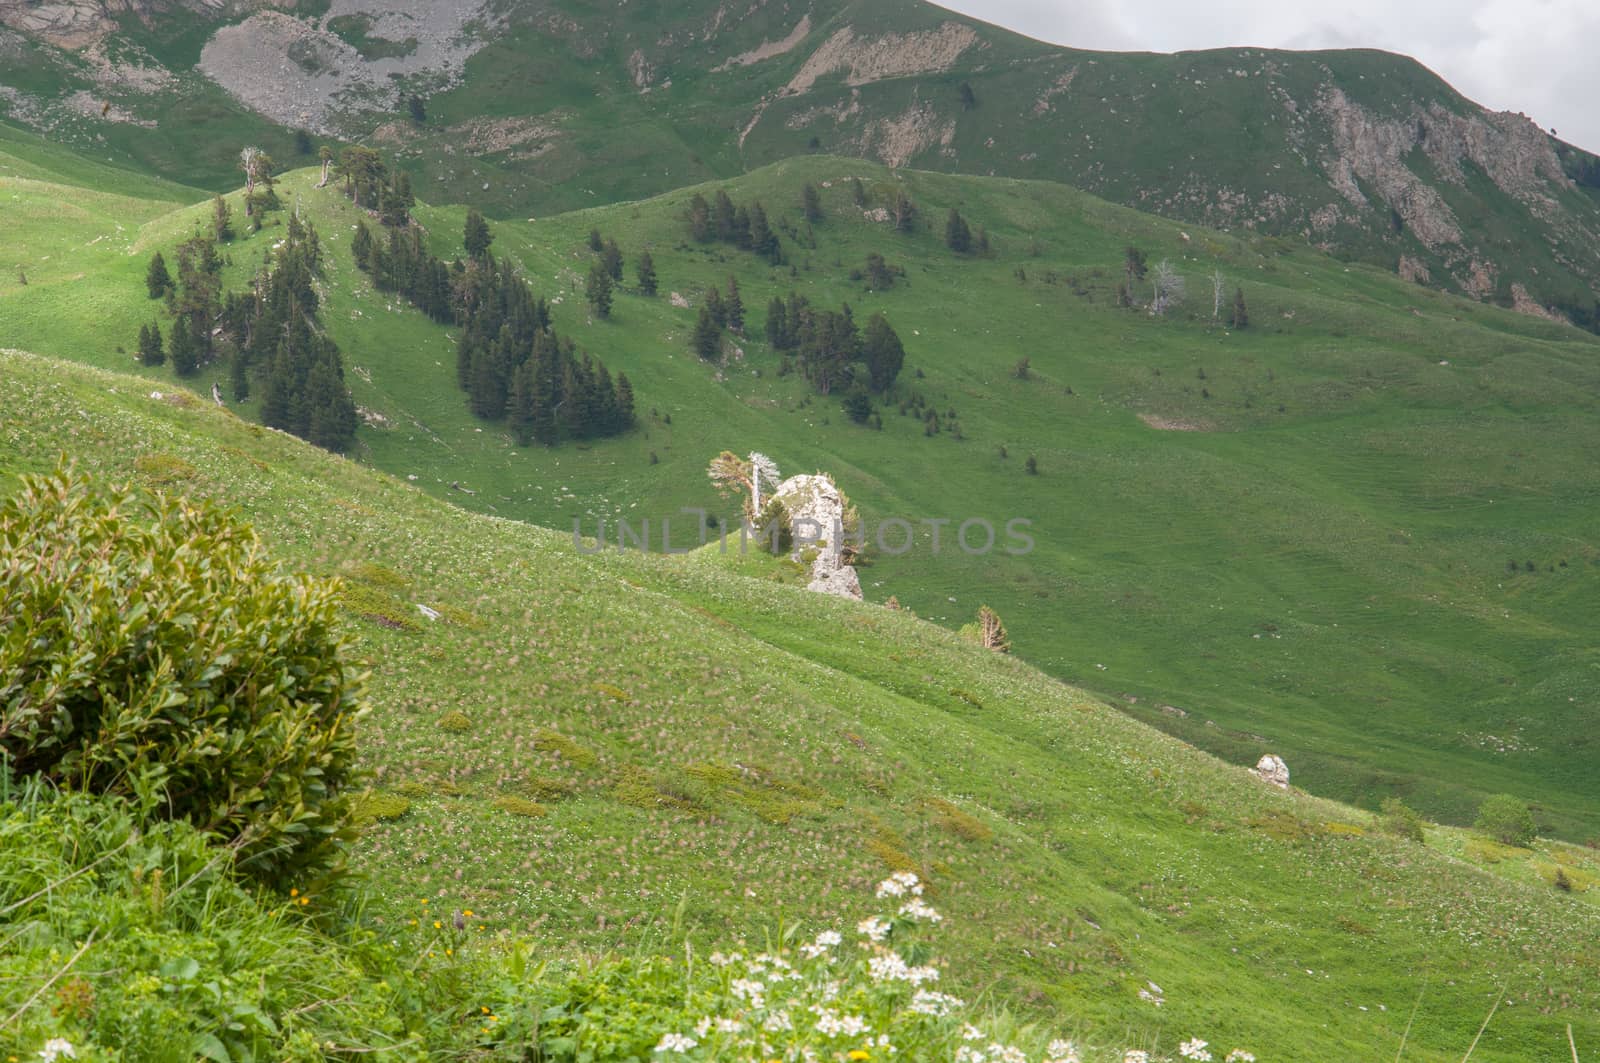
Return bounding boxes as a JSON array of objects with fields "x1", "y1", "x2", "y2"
[
  {"x1": 0, "y1": 0, "x2": 291, "y2": 49},
  {"x1": 1254, "y1": 754, "x2": 1290, "y2": 789},
  {"x1": 771, "y1": 473, "x2": 862, "y2": 601},
  {"x1": 784, "y1": 21, "x2": 978, "y2": 96}
]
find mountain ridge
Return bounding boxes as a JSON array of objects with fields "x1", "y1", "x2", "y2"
[{"x1": 4, "y1": 0, "x2": 1600, "y2": 321}]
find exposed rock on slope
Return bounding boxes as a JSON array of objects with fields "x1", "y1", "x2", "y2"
[{"x1": 772, "y1": 473, "x2": 863, "y2": 601}]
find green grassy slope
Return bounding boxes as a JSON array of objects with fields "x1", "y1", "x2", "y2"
[
  {"x1": 5, "y1": 140, "x2": 1598, "y2": 842},
  {"x1": 2, "y1": 347, "x2": 1598, "y2": 1060}
]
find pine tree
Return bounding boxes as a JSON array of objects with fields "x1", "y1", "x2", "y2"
[
  {"x1": 588, "y1": 228, "x2": 604, "y2": 253},
  {"x1": 975, "y1": 226, "x2": 990, "y2": 256},
  {"x1": 688, "y1": 194, "x2": 712, "y2": 242},
  {"x1": 851, "y1": 177, "x2": 867, "y2": 207},
  {"x1": 615, "y1": 372, "x2": 635, "y2": 428},
  {"x1": 464, "y1": 209, "x2": 492, "y2": 260},
  {"x1": 693, "y1": 305, "x2": 721, "y2": 359},
  {"x1": 724, "y1": 277, "x2": 745, "y2": 332},
  {"x1": 145, "y1": 252, "x2": 173, "y2": 299},
  {"x1": 407, "y1": 94, "x2": 426, "y2": 124},
  {"x1": 586, "y1": 263, "x2": 614, "y2": 319},
  {"x1": 864, "y1": 252, "x2": 894, "y2": 290},
  {"x1": 601, "y1": 239, "x2": 623, "y2": 281},
  {"x1": 137, "y1": 322, "x2": 166, "y2": 367},
  {"x1": 945, "y1": 208, "x2": 972, "y2": 253},
  {"x1": 713, "y1": 191, "x2": 737, "y2": 243},
  {"x1": 1124, "y1": 246, "x2": 1148, "y2": 287},
  {"x1": 637, "y1": 251, "x2": 658, "y2": 296},
  {"x1": 765, "y1": 297, "x2": 788, "y2": 349},
  {"x1": 802, "y1": 183, "x2": 824, "y2": 223},
  {"x1": 1231, "y1": 286, "x2": 1250, "y2": 329},
  {"x1": 169, "y1": 320, "x2": 199, "y2": 376},
  {"x1": 749, "y1": 203, "x2": 780, "y2": 263},
  {"x1": 212, "y1": 195, "x2": 234, "y2": 242},
  {"x1": 863, "y1": 312, "x2": 905, "y2": 392},
  {"x1": 705, "y1": 286, "x2": 726, "y2": 328},
  {"x1": 351, "y1": 220, "x2": 374, "y2": 271},
  {"x1": 893, "y1": 189, "x2": 917, "y2": 233}
]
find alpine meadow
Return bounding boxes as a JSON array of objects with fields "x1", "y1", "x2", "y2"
[{"x1": 2, "y1": 0, "x2": 1598, "y2": 1059}]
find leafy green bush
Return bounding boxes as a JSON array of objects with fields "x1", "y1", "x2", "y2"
[
  {"x1": 1379, "y1": 796, "x2": 1426, "y2": 843},
  {"x1": 1475, "y1": 793, "x2": 1537, "y2": 848},
  {"x1": 0, "y1": 465, "x2": 367, "y2": 886}
]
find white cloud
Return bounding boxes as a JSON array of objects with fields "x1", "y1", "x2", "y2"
[{"x1": 933, "y1": 0, "x2": 1600, "y2": 152}]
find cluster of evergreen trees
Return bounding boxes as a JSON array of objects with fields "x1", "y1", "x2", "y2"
[
  {"x1": 137, "y1": 215, "x2": 359, "y2": 452},
  {"x1": 686, "y1": 190, "x2": 783, "y2": 264},
  {"x1": 691, "y1": 277, "x2": 746, "y2": 359},
  {"x1": 764, "y1": 292, "x2": 905, "y2": 396},
  {"x1": 336, "y1": 146, "x2": 415, "y2": 227},
  {"x1": 244, "y1": 217, "x2": 360, "y2": 451},
  {"x1": 352, "y1": 205, "x2": 634, "y2": 445}
]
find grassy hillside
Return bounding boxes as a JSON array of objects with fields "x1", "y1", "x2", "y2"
[
  {"x1": 7, "y1": 0, "x2": 1600, "y2": 308},
  {"x1": 2, "y1": 347, "x2": 1599, "y2": 1060},
  {"x1": 5, "y1": 137, "x2": 1600, "y2": 843}
]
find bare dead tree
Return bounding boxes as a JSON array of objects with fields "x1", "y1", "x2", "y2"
[
  {"x1": 1211, "y1": 266, "x2": 1226, "y2": 322},
  {"x1": 1150, "y1": 259, "x2": 1186, "y2": 316}
]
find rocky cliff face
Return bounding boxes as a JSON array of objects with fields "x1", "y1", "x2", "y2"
[
  {"x1": 772, "y1": 474, "x2": 863, "y2": 602},
  {"x1": 0, "y1": 0, "x2": 289, "y2": 48}
]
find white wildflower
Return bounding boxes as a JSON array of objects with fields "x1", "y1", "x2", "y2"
[
  {"x1": 857, "y1": 916, "x2": 891, "y2": 942},
  {"x1": 713, "y1": 1017, "x2": 744, "y2": 1034},
  {"x1": 38, "y1": 1042, "x2": 76, "y2": 1063},
  {"x1": 909, "y1": 989, "x2": 965, "y2": 1016},
  {"x1": 1179, "y1": 1039, "x2": 1213, "y2": 1061},
  {"x1": 955, "y1": 1048, "x2": 987, "y2": 1063},
  {"x1": 1225, "y1": 1053, "x2": 1256, "y2": 1063},
  {"x1": 876, "y1": 871, "x2": 923, "y2": 898},
  {"x1": 1045, "y1": 1039, "x2": 1082, "y2": 1063},
  {"x1": 1123, "y1": 1053, "x2": 1150, "y2": 1063},
  {"x1": 763, "y1": 1010, "x2": 794, "y2": 1032},
  {"x1": 731, "y1": 978, "x2": 766, "y2": 1007},
  {"x1": 653, "y1": 1033, "x2": 697, "y2": 1053},
  {"x1": 898, "y1": 897, "x2": 942, "y2": 923},
  {"x1": 962, "y1": 1024, "x2": 985, "y2": 1040}
]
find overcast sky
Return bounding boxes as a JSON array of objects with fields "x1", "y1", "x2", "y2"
[{"x1": 936, "y1": 0, "x2": 1600, "y2": 153}]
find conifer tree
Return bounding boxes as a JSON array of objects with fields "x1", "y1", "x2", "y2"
[
  {"x1": 1231, "y1": 286, "x2": 1250, "y2": 329},
  {"x1": 146, "y1": 252, "x2": 173, "y2": 299},
  {"x1": 863, "y1": 312, "x2": 905, "y2": 392},
  {"x1": 724, "y1": 277, "x2": 745, "y2": 332},
  {"x1": 693, "y1": 305, "x2": 721, "y2": 359},
  {"x1": 615, "y1": 372, "x2": 635, "y2": 427},
  {"x1": 705, "y1": 285, "x2": 726, "y2": 329},
  {"x1": 765, "y1": 297, "x2": 788, "y2": 350},
  {"x1": 945, "y1": 208, "x2": 972, "y2": 253},
  {"x1": 137, "y1": 322, "x2": 166, "y2": 367},
  {"x1": 588, "y1": 228, "x2": 604, "y2": 253},
  {"x1": 637, "y1": 251, "x2": 658, "y2": 296},
  {"x1": 212, "y1": 195, "x2": 234, "y2": 242},
  {"x1": 893, "y1": 189, "x2": 917, "y2": 233},
  {"x1": 713, "y1": 191, "x2": 737, "y2": 243},
  {"x1": 688, "y1": 194, "x2": 712, "y2": 242},
  {"x1": 169, "y1": 320, "x2": 199, "y2": 376},
  {"x1": 851, "y1": 177, "x2": 867, "y2": 207},
  {"x1": 802, "y1": 183, "x2": 824, "y2": 223},
  {"x1": 749, "y1": 203, "x2": 780, "y2": 263},
  {"x1": 586, "y1": 263, "x2": 614, "y2": 319},
  {"x1": 351, "y1": 220, "x2": 374, "y2": 271},
  {"x1": 464, "y1": 208, "x2": 492, "y2": 260},
  {"x1": 601, "y1": 239, "x2": 623, "y2": 281}
]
